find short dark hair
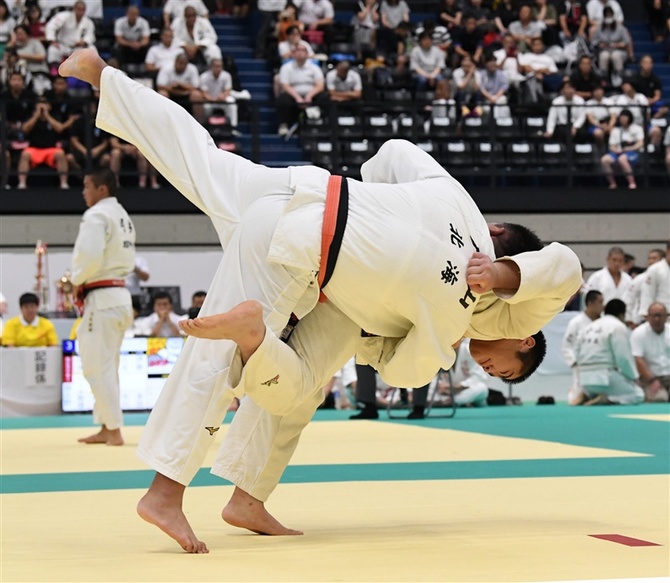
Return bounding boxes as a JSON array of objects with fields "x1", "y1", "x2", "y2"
[
  {"x1": 87, "y1": 168, "x2": 117, "y2": 197},
  {"x1": 286, "y1": 25, "x2": 299, "y2": 35},
  {"x1": 628, "y1": 266, "x2": 645, "y2": 277},
  {"x1": 492, "y1": 223, "x2": 543, "y2": 258},
  {"x1": 585, "y1": 290, "x2": 603, "y2": 305},
  {"x1": 153, "y1": 291, "x2": 173, "y2": 305},
  {"x1": 503, "y1": 330, "x2": 546, "y2": 385},
  {"x1": 604, "y1": 299, "x2": 626, "y2": 318},
  {"x1": 19, "y1": 292, "x2": 39, "y2": 306},
  {"x1": 608, "y1": 245, "x2": 625, "y2": 257},
  {"x1": 192, "y1": 290, "x2": 207, "y2": 300}
]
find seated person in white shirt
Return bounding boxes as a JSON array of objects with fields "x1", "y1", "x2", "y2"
[
  {"x1": 630, "y1": 302, "x2": 670, "y2": 402},
  {"x1": 163, "y1": 0, "x2": 209, "y2": 29},
  {"x1": 278, "y1": 25, "x2": 315, "y2": 63},
  {"x1": 134, "y1": 291, "x2": 187, "y2": 337},
  {"x1": 518, "y1": 36, "x2": 561, "y2": 103},
  {"x1": 600, "y1": 108, "x2": 644, "y2": 190},
  {"x1": 156, "y1": 52, "x2": 200, "y2": 113},
  {"x1": 325, "y1": 60, "x2": 362, "y2": 104},
  {"x1": 171, "y1": 5, "x2": 222, "y2": 66},
  {"x1": 113, "y1": 5, "x2": 151, "y2": 67},
  {"x1": 543, "y1": 79, "x2": 587, "y2": 142},
  {"x1": 192, "y1": 58, "x2": 237, "y2": 126},
  {"x1": 584, "y1": 85, "x2": 616, "y2": 148},
  {"x1": 145, "y1": 28, "x2": 184, "y2": 75}
]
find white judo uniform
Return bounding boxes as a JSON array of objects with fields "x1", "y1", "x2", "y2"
[
  {"x1": 45, "y1": 11, "x2": 97, "y2": 64},
  {"x1": 95, "y1": 68, "x2": 581, "y2": 499},
  {"x1": 575, "y1": 314, "x2": 644, "y2": 404},
  {"x1": 638, "y1": 259, "x2": 670, "y2": 319},
  {"x1": 585, "y1": 267, "x2": 631, "y2": 305},
  {"x1": 561, "y1": 311, "x2": 596, "y2": 403},
  {"x1": 71, "y1": 197, "x2": 135, "y2": 430},
  {"x1": 450, "y1": 338, "x2": 489, "y2": 407}
]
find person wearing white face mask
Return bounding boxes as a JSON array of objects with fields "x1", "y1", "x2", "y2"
[
  {"x1": 591, "y1": 5, "x2": 632, "y2": 87},
  {"x1": 586, "y1": 0, "x2": 624, "y2": 36}
]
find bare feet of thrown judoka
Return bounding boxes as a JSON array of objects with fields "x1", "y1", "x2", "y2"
[
  {"x1": 58, "y1": 48, "x2": 106, "y2": 87},
  {"x1": 137, "y1": 473, "x2": 209, "y2": 554},
  {"x1": 77, "y1": 425, "x2": 124, "y2": 446},
  {"x1": 222, "y1": 487, "x2": 303, "y2": 536}
]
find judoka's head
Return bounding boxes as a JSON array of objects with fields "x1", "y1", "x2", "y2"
[
  {"x1": 83, "y1": 168, "x2": 116, "y2": 208},
  {"x1": 584, "y1": 290, "x2": 604, "y2": 320},
  {"x1": 604, "y1": 299, "x2": 626, "y2": 322},
  {"x1": 73, "y1": 1, "x2": 86, "y2": 21},
  {"x1": 488, "y1": 223, "x2": 542, "y2": 258},
  {"x1": 605, "y1": 246, "x2": 625, "y2": 275},
  {"x1": 647, "y1": 303, "x2": 668, "y2": 334},
  {"x1": 468, "y1": 331, "x2": 547, "y2": 384}
]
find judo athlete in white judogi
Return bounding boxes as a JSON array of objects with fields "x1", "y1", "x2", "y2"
[
  {"x1": 575, "y1": 299, "x2": 644, "y2": 406},
  {"x1": 638, "y1": 245, "x2": 670, "y2": 320},
  {"x1": 71, "y1": 169, "x2": 136, "y2": 445},
  {"x1": 45, "y1": 1, "x2": 97, "y2": 66},
  {"x1": 59, "y1": 49, "x2": 582, "y2": 554},
  {"x1": 585, "y1": 246, "x2": 631, "y2": 305},
  {"x1": 562, "y1": 289, "x2": 603, "y2": 404}
]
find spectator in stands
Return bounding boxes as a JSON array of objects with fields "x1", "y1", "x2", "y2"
[
  {"x1": 586, "y1": 246, "x2": 632, "y2": 303},
  {"x1": 644, "y1": 0, "x2": 670, "y2": 52},
  {"x1": 631, "y1": 302, "x2": 670, "y2": 402},
  {"x1": 494, "y1": 0, "x2": 518, "y2": 36},
  {"x1": 601, "y1": 109, "x2": 644, "y2": 190},
  {"x1": 479, "y1": 53, "x2": 509, "y2": 117},
  {"x1": 7, "y1": 23, "x2": 47, "y2": 78},
  {"x1": 0, "y1": 0, "x2": 16, "y2": 56},
  {"x1": 508, "y1": 5, "x2": 544, "y2": 53},
  {"x1": 1, "y1": 292, "x2": 58, "y2": 347},
  {"x1": 44, "y1": 75, "x2": 80, "y2": 125},
  {"x1": 297, "y1": 0, "x2": 334, "y2": 33},
  {"x1": 569, "y1": 54, "x2": 602, "y2": 101},
  {"x1": 586, "y1": 0, "x2": 624, "y2": 37},
  {"x1": 452, "y1": 53, "x2": 481, "y2": 115},
  {"x1": 66, "y1": 99, "x2": 110, "y2": 173},
  {"x1": 518, "y1": 36, "x2": 561, "y2": 103},
  {"x1": 591, "y1": 5, "x2": 632, "y2": 88},
  {"x1": 453, "y1": 15, "x2": 484, "y2": 65},
  {"x1": 533, "y1": 0, "x2": 559, "y2": 48},
  {"x1": 410, "y1": 30, "x2": 447, "y2": 93},
  {"x1": 255, "y1": 0, "x2": 287, "y2": 60},
  {"x1": 462, "y1": 0, "x2": 491, "y2": 33},
  {"x1": 113, "y1": 5, "x2": 151, "y2": 68},
  {"x1": 22, "y1": 3, "x2": 45, "y2": 43},
  {"x1": 631, "y1": 55, "x2": 668, "y2": 119},
  {"x1": 352, "y1": 0, "x2": 378, "y2": 58},
  {"x1": 109, "y1": 136, "x2": 160, "y2": 189},
  {"x1": 639, "y1": 242, "x2": 670, "y2": 321},
  {"x1": 562, "y1": 289, "x2": 604, "y2": 404},
  {"x1": 16, "y1": 96, "x2": 70, "y2": 189},
  {"x1": 543, "y1": 79, "x2": 586, "y2": 141},
  {"x1": 134, "y1": 291, "x2": 187, "y2": 337},
  {"x1": 494, "y1": 33, "x2": 525, "y2": 94},
  {"x1": 584, "y1": 85, "x2": 616, "y2": 148},
  {"x1": 438, "y1": 0, "x2": 462, "y2": 32},
  {"x1": 0, "y1": 69, "x2": 34, "y2": 188},
  {"x1": 389, "y1": 20, "x2": 414, "y2": 78},
  {"x1": 45, "y1": 1, "x2": 96, "y2": 69},
  {"x1": 276, "y1": 43, "x2": 327, "y2": 135},
  {"x1": 613, "y1": 81, "x2": 662, "y2": 147},
  {"x1": 558, "y1": 0, "x2": 588, "y2": 42},
  {"x1": 415, "y1": 18, "x2": 451, "y2": 53},
  {"x1": 171, "y1": 5, "x2": 222, "y2": 66},
  {"x1": 144, "y1": 28, "x2": 183, "y2": 74},
  {"x1": 278, "y1": 24, "x2": 314, "y2": 63},
  {"x1": 325, "y1": 59, "x2": 362, "y2": 105},
  {"x1": 156, "y1": 52, "x2": 200, "y2": 112},
  {"x1": 193, "y1": 57, "x2": 237, "y2": 128},
  {"x1": 276, "y1": 4, "x2": 303, "y2": 44},
  {"x1": 574, "y1": 299, "x2": 644, "y2": 405},
  {"x1": 378, "y1": 0, "x2": 409, "y2": 55},
  {"x1": 163, "y1": 0, "x2": 209, "y2": 29}
]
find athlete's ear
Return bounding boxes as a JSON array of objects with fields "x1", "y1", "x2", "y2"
[
  {"x1": 518, "y1": 336, "x2": 536, "y2": 352},
  {"x1": 488, "y1": 223, "x2": 505, "y2": 237}
]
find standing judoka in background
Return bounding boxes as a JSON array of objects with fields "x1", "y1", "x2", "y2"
[{"x1": 71, "y1": 168, "x2": 136, "y2": 445}]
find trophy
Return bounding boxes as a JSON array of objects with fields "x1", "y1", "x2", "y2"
[
  {"x1": 56, "y1": 270, "x2": 76, "y2": 314},
  {"x1": 34, "y1": 240, "x2": 50, "y2": 311}
]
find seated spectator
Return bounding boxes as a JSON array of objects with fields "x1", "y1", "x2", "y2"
[
  {"x1": 518, "y1": 36, "x2": 561, "y2": 103},
  {"x1": 43, "y1": 75, "x2": 81, "y2": 126},
  {"x1": 494, "y1": 0, "x2": 518, "y2": 35},
  {"x1": 66, "y1": 99, "x2": 110, "y2": 173},
  {"x1": 144, "y1": 28, "x2": 184, "y2": 74},
  {"x1": 22, "y1": 4, "x2": 45, "y2": 43},
  {"x1": 7, "y1": 24, "x2": 47, "y2": 78},
  {"x1": 452, "y1": 54, "x2": 481, "y2": 115},
  {"x1": 156, "y1": 52, "x2": 200, "y2": 112},
  {"x1": 325, "y1": 60, "x2": 362, "y2": 105},
  {"x1": 569, "y1": 54, "x2": 602, "y2": 101},
  {"x1": 494, "y1": 33, "x2": 525, "y2": 92},
  {"x1": 189, "y1": 290, "x2": 207, "y2": 319},
  {"x1": 410, "y1": 31, "x2": 447, "y2": 92},
  {"x1": 278, "y1": 24, "x2": 314, "y2": 63},
  {"x1": 171, "y1": 5, "x2": 222, "y2": 66},
  {"x1": 134, "y1": 291, "x2": 186, "y2": 337},
  {"x1": 574, "y1": 299, "x2": 644, "y2": 405},
  {"x1": 613, "y1": 81, "x2": 662, "y2": 147},
  {"x1": 631, "y1": 54, "x2": 668, "y2": 119},
  {"x1": 438, "y1": 0, "x2": 462, "y2": 32},
  {"x1": 113, "y1": 5, "x2": 151, "y2": 68},
  {"x1": 377, "y1": 0, "x2": 410, "y2": 55},
  {"x1": 644, "y1": 0, "x2": 670, "y2": 44},
  {"x1": 558, "y1": 0, "x2": 588, "y2": 42},
  {"x1": 544, "y1": 79, "x2": 586, "y2": 142},
  {"x1": 586, "y1": 0, "x2": 624, "y2": 37},
  {"x1": 163, "y1": 0, "x2": 209, "y2": 29},
  {"x1": 193, "y1": 57, "x2": 238, "y2": 127},
  {"x1": 276, "y1": 43, "x2": 328, "y2": 135},
  {"x1": 591, "y1": 6, "x2": 632, "y2": 87},
  {"x1": 415, "y1": 18, "x2": 452, "y2": 54},
  {"x1": 0, "y1": 0, "x2": 16, "y2": 56},
  {"x1": 479, "y1": 53, "x2": 509, "y2": 118},
  {"x1": 297, "y1": 0, "x2": 334, "y2": 33},
  {"x1": 584, "y1": 85, "x2": 616, "y2": 148},
  {"x1": 631, "y1": 302, "x2": 670, "y2": 402},
  {"x1": 16, "y1": 97, "x2": 70, "y2": 189},
  {"x1": 533, "y1": 0, "x2": 559, "y2": 47},
  {"x1": 1, "y1": 70, "x2": 34, "y2": 188},
  {"x1": 600, "y1": 108, "x2": 644, "y2": 190},
  {"x1": 109, "y1": 135, "x2": 159, "y2": 189},
  {"x1": 276, "y1": 4, "x2": 304, "y2": 44},
  {"x1": 453, "y1": 15, "x2": 484, "y2": 65},
  {"x1": 508, "y1": 5, "x2": 544, "y2": 53},
  {"x1": 462, "y1": 0, "x2": 492, "y2": 33},
  {"x1": 45, "y1": 1, "x2": 96, "y2": 69},
  {"x1": 1, "y1": 292, "x2": 58, "y2": 347}
]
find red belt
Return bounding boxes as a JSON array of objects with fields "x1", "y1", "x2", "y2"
[
  {"x1": 82, "y1": 279, "x2": 127, "y2": 295},
  {"x1": 318, "y1": 175, "x2": 349, "y2": 302}
]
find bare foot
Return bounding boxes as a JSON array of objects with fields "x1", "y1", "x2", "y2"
[
  {"x1": 137, "y1": 473, "x2": 209, "y2": 554},
  {"x1": 222, "y1": 486, "x2": 303, "y2": 536},
  {"x1": 77, "y1": 426, "x2": 124, "y2": 446},
  {"x1": 58, "y1": 48, "x2": 106, "y2": 87}
]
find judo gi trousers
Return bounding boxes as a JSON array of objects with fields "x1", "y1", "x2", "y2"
[{"x1": 582, "y1": 369, "x2": 645, "y2": 405}]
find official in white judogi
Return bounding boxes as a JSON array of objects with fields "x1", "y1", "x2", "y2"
[
  {"x1": 575, "y1": 305, "x2": 644, "y2": 405},
  {"x1": 45, "y1": 4, "x2": 96, "y2": 65},
  {"x1": 450, "y1": 338, "x2": 489, "y2": 407},
  {"x1": 638, "y1": 256, "x2": 670, "y2": 319},
  {"x1": 170, "y1": 12, "x2": 222, "y2": 64},
  {"x1": 586, "y1": 265, "x2": 631, "y2": 304},
  {"x1": 71, "y1": 177, "x2": 135, "y2": 431},
  {"x1": 93, "y1": 68, "x2": 581, "y2": 499}
]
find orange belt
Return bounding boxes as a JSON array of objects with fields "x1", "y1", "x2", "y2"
[{"x1": 318, "y1": 175, "x2": 349, "y2": 302}]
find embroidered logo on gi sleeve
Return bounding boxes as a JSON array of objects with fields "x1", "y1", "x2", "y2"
[
  {"x1": 261, "y1": 375, "x2": 280, "y2": 386},
  {"x1": 205, "y1": 426, "x2": 220, "y2": 435}
]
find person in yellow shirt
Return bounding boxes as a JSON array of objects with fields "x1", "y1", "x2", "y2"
[{"x1": 1, "y1": 293, "x2": 59, "y2": 347}]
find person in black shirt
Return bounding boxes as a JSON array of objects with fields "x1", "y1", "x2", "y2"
[
  {"x1": 1, "y1": 70, "x2": 35, "y2": 188},
  {"x1": 569, "y1": 54, "x2": 603, "y2": 100},
  {"x1": 494, "y1": 0, "x2": 519, "y2": 35},
  {"x1": 66, "y1": 99, "x2": 111, "y2": 173},
  {"x1": 558, "y1": 0, "x2": 588, "y2": 42},
  {"x1": 631, "y1": 54, "x2": 668, "y2": 119},
  {"x1": 453, "y1": 15, "x2": 484, "y2": 65},
  {"x1": 643, "y1": 0, "x2": 670, "y2": 43}
]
